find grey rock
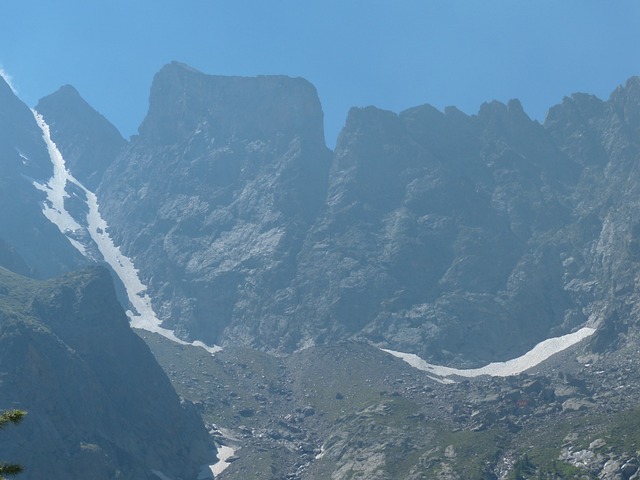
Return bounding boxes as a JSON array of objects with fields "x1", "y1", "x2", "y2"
[
  {"x1": 600, "y1": 459, "x2": 624, "y2": 480},
  {"x1": 562, "y1": 397, "x2": 596, "y2": 412}
]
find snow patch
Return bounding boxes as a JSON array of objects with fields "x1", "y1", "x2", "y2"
[
  {"x1": 15, "y1": 148, "x2": 30, "y2": 165},
  {"x1": 32, "y1": 111, "x2": 88, "y2": 255},
  {"x1": 84, "y1": 187, "x2": 220, "y2": 354},
  {"x1": 382, "y1": 327, "x2": 596, "y2": 380},
  {"x1": 0, "y1": 66, "x2": 17, "y2": 94},
  {"x1": 31, "y1": 110, "x2": 221, "y2": 355},
  {"x1": 209, "y1": 445, "x2": 235, "y2": 477}
]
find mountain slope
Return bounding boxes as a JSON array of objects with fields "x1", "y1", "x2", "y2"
[
  {"x1": 96, "y1": 62, "x2": 332, "y2": 347},
  {"x1": 0, "y1": 266, "x2": 216, "y2": 479}
]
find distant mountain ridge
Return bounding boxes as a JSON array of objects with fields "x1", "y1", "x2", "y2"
[{"x1": 4, "y1": 61, "x2": 640, "y2": 479}]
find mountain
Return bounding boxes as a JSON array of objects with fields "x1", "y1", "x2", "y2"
[
  {"x1": 94, "y1": 62, "x2": 332, "y2": 348},
  {"x1": 0, "y1": 266, "x2": 216, "y2": 480},
  {"x1": 6, "y1": 60, "x2": 640, "y2": 478},
  {"x1": 69, "y1": 62, "x2": 637, "y2": 368},
  {"x1": 291, "y1": 99, "x2": 578, "y2": 364}
]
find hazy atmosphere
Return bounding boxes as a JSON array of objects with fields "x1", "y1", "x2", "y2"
[
  {"x1": 4, "y1": 2, "x2": 640, "y2": 479},
  {"x1": 2, "y1": 1, "x2": 639, "y2": 145}
]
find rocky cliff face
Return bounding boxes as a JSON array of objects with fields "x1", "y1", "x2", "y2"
[
  {"x1": 30, "y1": 60, "x2": 640, "y2": 366},
  {"x1": 293, "y1": 100, "x2": 579, "y2": 364},
  {"x1": 543, "y1": 77, "x2": 640, "y2": 353},
  {"x1": 78, "y1": 64, "x2": 639, "y2": 365},
  {"x1": 96, "y1": 62, "x2": 332, "y2": 348},
  {"x1": 0, "y1": 266, "x2": 215, "y2": 480}
]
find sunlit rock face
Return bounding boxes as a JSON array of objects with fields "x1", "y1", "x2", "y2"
[
  {"x1": 39, "y1": 62, "x2": 640, "y2": 366},
  {"x1": 95, "y1": 62, "x2": 333, "y2": 350},
  {"x1": 0, "y1": 267, "x2": 215, "y2": 480},
  {"x1": 294, "y1": 99, "x2": 579, "y2": 364}
]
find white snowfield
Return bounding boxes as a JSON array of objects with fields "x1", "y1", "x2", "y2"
[
  {"x1": 382, "y1": 326, "x2": 596, "y2": 381},
  {"x1": 208, "y1": 445, "x2": 235, "y2": 477},
  {"x1": 32, "y1": 110, "x2": 220, "y2": 354},
  {"x1": 32, "y1": 112, "x2": 88, "y2": 255}
]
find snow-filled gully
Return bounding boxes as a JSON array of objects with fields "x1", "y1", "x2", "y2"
[{"x1": 31, "y1": 109, "x2": 222, "y2": 356}]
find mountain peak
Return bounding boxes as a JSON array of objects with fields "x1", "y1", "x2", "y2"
[
  {"x1": 55, "y1": 83, "x2": 80, "y2": 97},
  {"x1": 608, "y1": 76, "x2": 640, "y2": 132},
  {"x1": 138, "y1": 62, "x2": 326, "y2": 147},
  {"x1": 0, "y1": 73, "x2": 15, "y2": 98},
  {"x1": 164, "y1": 60, "x2": 204, "y2": 74},
  {"x1": 610, "y1": 75, "x2": 640, "y2": 100},
  {"x1": 36, "y1": 85, "x2": 126, "y2": 189}
]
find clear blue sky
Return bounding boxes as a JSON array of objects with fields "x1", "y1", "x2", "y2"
[{"x1": 1, "y1": 1, "x2": 639, "y2": 147}]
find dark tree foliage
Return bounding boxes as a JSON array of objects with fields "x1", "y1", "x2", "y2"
[{"x1": 0, "y1": 410, "x2": 26, "y2": 479}]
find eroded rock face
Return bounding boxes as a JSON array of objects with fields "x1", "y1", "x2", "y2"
[
  {"x1": 96, "y1": 62, "x2": 332, "y2": 348},
  {"x1": 293, "y1": 100, "x2": 578, "y2": 364},
  {"x1": 81, "y1": 64, "x2": 640, "y2": 363},
  {"x1": 0, "y1": 267, "x2": 215, "y2": 480},
  {"x1": 37, "y1": 62, "x2": 640, "y2": 365}
]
